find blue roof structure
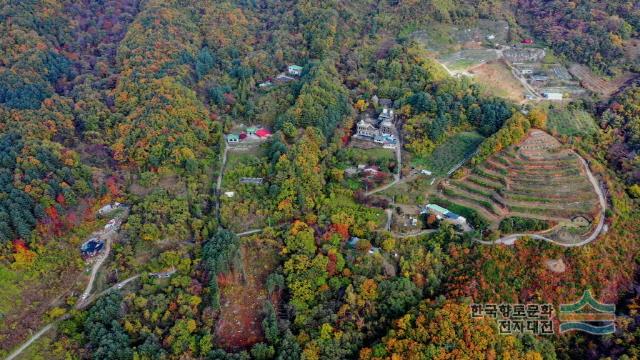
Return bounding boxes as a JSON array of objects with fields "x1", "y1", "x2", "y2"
[{"x1": 81, "y1": 239, "x2": 104, "y2": 253}]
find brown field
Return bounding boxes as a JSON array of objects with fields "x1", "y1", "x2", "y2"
[
  {"x1": 469, "y1": 60, "x2": 526, "y2": 103},
  {"x1": 440, "y1": 130, "x2": 601, "y2": 240},
  {"x1": 214, "y1": 237, "x2": 280, "y2": 351},
  {"x1": 568, "y1": 64, "x2": 638, "y2": 98}
]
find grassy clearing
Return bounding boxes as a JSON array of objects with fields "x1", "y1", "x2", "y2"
[
  {"x1": 379, "y1": 176, "x2": 433, "y2": 205},
  {"x1": 547, "y1": 107, "x2": 598, "y2": 137},
  {"x1": 411, "y1": 131, "x2": 484, "y2": 176},
  {"x1": 347, "y1": 147, "x2": 396, "y2": 162}
]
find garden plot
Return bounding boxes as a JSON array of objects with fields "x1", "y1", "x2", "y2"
[
  {"x1": 411, "y1": 131, "x2": 484, "y2": 176},
  {"x1": 546, "y1": 107, "x2": 598, "y2": 137},
  {"x1": 439, "y1": 130, "x2": 601, "y2": 242},
  {"x1": 569, "y1": 64, "x2": 639, "y2": 98}
]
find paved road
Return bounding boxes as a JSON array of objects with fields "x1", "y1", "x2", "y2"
[
  {"x1": 384, "y1": 209, "x2": 392, "y2": 231},
  {"x1": 77, "y1": 274, "x2": 140, "y2": 310},
  {"x1": 216, "y1": 145, "x2": 228, "y2": 193},
  {"x1": 475, "y1": 156, "x2": 607, "y2": 247}
]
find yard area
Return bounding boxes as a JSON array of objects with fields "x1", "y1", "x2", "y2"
[
  {"x1": 341, "y1": 146, "x2": 396, "y2": 167},
  {"x1": 410, "y1": 131, "x2": 484, "y2": 176},
  {"x1": 379, "y1": 176, "x2": 434, "y2": 205}
]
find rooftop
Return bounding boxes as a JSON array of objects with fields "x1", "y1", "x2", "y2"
[{"x1": 425, "y1": 204, "x2": 450, "y2": 215}]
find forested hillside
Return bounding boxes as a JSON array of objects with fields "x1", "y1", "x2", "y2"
[{"x1": 1, "y1": 1, "x2": 640, "y2": 359}]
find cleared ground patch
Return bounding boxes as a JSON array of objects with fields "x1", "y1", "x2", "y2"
[
  {"x1": 469, "y1": 61, "x2": 527, "y2": 102},
  {"x1": 439, "y1": 130, "x2": 601, "y2": 243},
  {"x1": 214, "y1": 237, "x2": 280, "y2": 351}
]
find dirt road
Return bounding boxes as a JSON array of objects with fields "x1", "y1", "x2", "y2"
[
  {"x1": 5, "y1": 274, "x2": 139, "y2": 360},
  {"x1": 76, "y1": 208, "x2": 129, "y2": 308}
]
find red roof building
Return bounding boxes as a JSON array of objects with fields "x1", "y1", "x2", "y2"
[
  {"x1": 521, "y1": 39, "x2": 533, "y2": 44},
  {"x1": 255, "y1": 128, "x2": 272, "y2": 138}
]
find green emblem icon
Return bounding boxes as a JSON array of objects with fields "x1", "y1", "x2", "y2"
[{"x1": 559, "y1": 290, "x2": 615, "y2": 335}]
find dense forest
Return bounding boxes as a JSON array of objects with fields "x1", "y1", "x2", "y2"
[
  {"x1": 0, "y1": 0, "x2": 639, "y2": 359},
  {"x1": 515, "y1": 0, "x2": 640, "y2": 74}
]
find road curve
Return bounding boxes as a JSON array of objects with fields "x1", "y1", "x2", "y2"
[{"x1": 475, "y1": 155, "x2": 607, "y2": 247}]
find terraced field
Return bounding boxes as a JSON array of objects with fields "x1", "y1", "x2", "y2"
[{"x1": 440, "y1": 130, "x2": 601, "y2": 238}]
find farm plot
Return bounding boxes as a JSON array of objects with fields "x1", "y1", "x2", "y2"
[
  {"x1": 411, "y1": 131, "x2": 484, "y2": 176},
  {"x1": 546, "y1": 107, "x2": 598, "y2": 137},
  {"x1": 569, "y1": 64, "x2": 638, "y2": 98},
  {"x1": 439, "y1": 130, "x2": 601, "y2": 242}
]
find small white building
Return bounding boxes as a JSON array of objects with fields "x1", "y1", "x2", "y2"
[
  {"x1": 288, "y1": 65, "x2": 303, "y2": 76},
  {"x1": 421, "y1": 204, "x2": 467, "y2": 226},
  {"x1": 543, "y1": 92, "x2": 563, "y2": 100},
  {"x1": 224, "y1": 191, "x2": 235, "y2": 198}
]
